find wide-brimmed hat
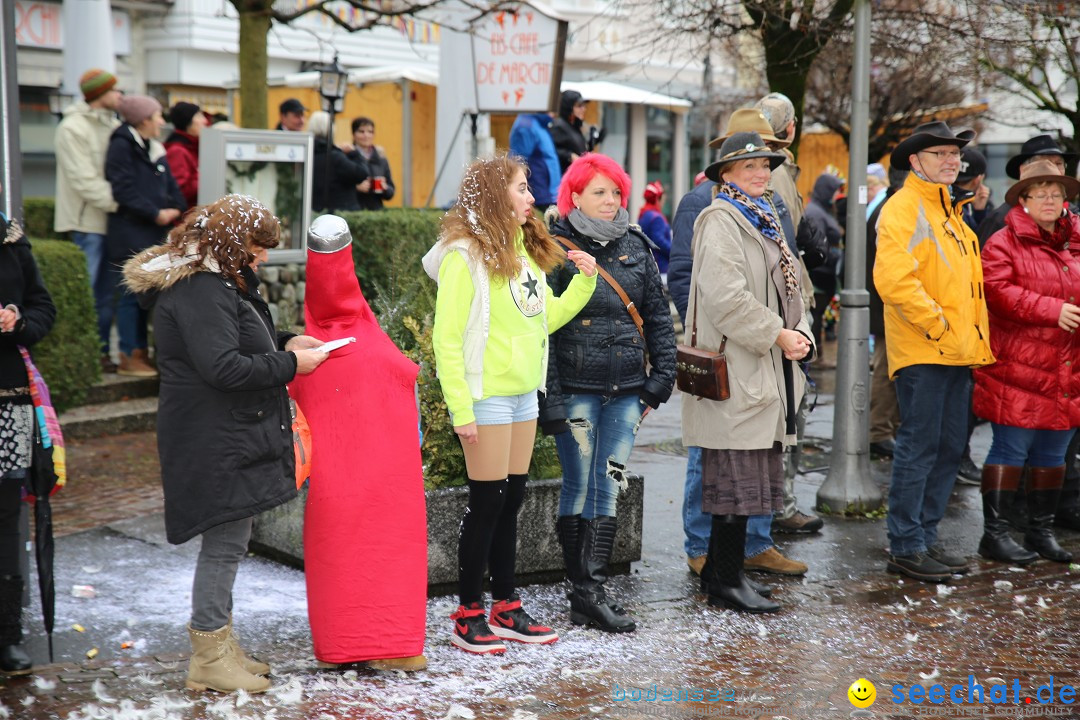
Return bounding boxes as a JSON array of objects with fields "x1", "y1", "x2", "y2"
[
  {"x1": 708, "y1": 108, "x2": 783, "y2": 149},
  {"x1": 890, "y1": 121, "x2": 975, "y2": 171},
  {"x1": 1005, "y1": 134, "x2": 1078, "y2": 180},
  {"x1": 705, "y1": 131, "x2": 787, "y2": 183},
  {"x1": 1004, "y1": 158, "x2": 1080, "y2": 206},
  {"x1": 754, "y1": 93, "x2": 796, "y2": 148}
]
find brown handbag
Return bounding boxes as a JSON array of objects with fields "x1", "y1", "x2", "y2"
[{"x1": 676, "y1": 285, "x2": 730, "y2": 401}]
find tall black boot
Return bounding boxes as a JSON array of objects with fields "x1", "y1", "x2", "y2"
[
  {"x1": 702, "y1": 515, "x2": 780, "y2": 614},
  {"x1": 1023, "y1": 467, "x2": 1073, "y2": 562},
  {"x1": 978, "y1": 465, "x2": 1038, "y2": 564},
  {"x1": 1003, "y1": 466, "x2": 1030, "y2": 531},
  {"x1": 0, "y1": 575, "x2": 31, "y2": 675},
  {"x1": 1055, "y1": 432, "x2": 1080, "y2": 531},
  {"x1": 572, "y1": 516, "x2": 635, "y2": 632},
  {"x1": 556, "y1": 514, "x2": 582, "y2": 604}
]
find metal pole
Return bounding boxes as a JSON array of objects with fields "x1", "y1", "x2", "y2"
[
  {"x1": 816, "y1": 0, "x2": 883, "y2": 513},
  {"x1": 0, "y1": 0, "x2": 22, "y2": 221}
]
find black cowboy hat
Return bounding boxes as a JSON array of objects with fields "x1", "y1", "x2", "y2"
[
  {"x1": 705, "y1": 131, "x2": 787, "y2": 183},
  {"x1": 1003, "y1": 157, "x2": 1080, "y2": 206},
  {"x1": 1005, "y1": 134, "x2": 1078, "y2": 180},
  {"x1": 890, "y1": 121, "x2": 975, "y2": 171}
]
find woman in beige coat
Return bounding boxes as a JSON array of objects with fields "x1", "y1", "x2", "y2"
[{"x1": 683, "y1": 131, "x2": 815, "y2": 613}]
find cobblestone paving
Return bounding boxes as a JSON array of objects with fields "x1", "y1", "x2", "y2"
[{"x1": 3, "y1": 376, "x2": 1079, "y2": 719}]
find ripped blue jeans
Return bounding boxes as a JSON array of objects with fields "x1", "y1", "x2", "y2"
[{"x1": 555, "y1": 393, "x2": 645, "y2": 519}]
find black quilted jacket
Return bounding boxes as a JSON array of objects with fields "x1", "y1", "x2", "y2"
[{"x1": 540, "y1": 216, "x2": 677, "y2": 426}]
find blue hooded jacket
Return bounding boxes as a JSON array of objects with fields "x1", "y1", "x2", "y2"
[{"x1": 509, "y1": 113, "x2": 561, "y2": 206}]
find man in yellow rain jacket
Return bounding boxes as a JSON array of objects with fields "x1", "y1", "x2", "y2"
[{"x1": 874, "y1": 121, "x2": 994, "y2": 583}]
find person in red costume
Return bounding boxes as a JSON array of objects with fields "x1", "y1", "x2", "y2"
[{"x1": 289, "y1": 214, "x2": 428, "y2": 672}]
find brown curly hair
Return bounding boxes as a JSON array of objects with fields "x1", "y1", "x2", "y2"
[
  {"x1": 166, "y1": 194, "x2": 280, "y2": 290},
  {"x1": 439, "y1": 154, "x2": 563, "y2": 282}
]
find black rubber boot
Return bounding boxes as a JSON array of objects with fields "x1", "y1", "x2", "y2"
[
  {"x1": 1055, "y1": 434, "x2": 1080, "y2": 531},
  {"x1": 702, "y1": 515, "x2": 780, "y2": 614},
  {"x1": 0, "y1": 576, "x2": 31, "y2": 675},
  {"x1": 1003, "y1": 466, "x2": 1029, "y2": 532},
  {"x1": 1023, "y1": 467, "x2": 1073, "y2": 563},
  {"x1": 571, "y1": 516, "x2": 635, "y2": 632},
  {"x1": 555, "y1": 514, "x2": 582, "y2": 600},
  {"x1": 977, "y1": 465, "x2": 1038, "y2": 564}
]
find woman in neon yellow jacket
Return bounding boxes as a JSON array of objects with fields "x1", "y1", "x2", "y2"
[{"x1": 423, "y1": 154, "x2": 597, "y2": 655}]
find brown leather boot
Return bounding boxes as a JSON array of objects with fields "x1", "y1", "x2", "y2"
[
  {"x1": 744, "y1": 547, "x2": 807, "y2": 576},
  {"x1": 118, "y1": 351, "x2": 157, "y2": 378}
]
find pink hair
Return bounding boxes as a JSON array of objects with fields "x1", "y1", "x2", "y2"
[{"x1": 556, "y1": 153, "x2": 631, "y2": 216}]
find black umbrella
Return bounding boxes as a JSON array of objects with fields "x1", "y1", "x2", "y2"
[{"x1": 29, "y1": 421, "x2": 57, "y2": 662}]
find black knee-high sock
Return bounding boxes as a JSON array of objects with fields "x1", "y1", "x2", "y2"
[
  {"x1": 458, "y1": 479, "x2": 507, "y2": 606},
  {"x1": 489, "y1": 474, "x2": 528, "y2": 600}
]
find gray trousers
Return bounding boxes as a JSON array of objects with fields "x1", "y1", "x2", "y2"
[{"x1": 191, "y1": 516, "x2": 252, "y2": 631}]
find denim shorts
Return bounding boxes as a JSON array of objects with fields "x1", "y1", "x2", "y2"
[{"x1": 470, "y1": 392, "x2": 539, "y2": 426}]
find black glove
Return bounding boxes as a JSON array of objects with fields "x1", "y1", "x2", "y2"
[
  {"x1": 540, "y1": 418, "x2": 570, "y2": 436},
  {"x1": 796, "y1": 217, "x2": 828, "y2": 270}
]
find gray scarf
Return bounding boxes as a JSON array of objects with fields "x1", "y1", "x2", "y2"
[{"x1": 568, "y1": 207, "x2": 629, "y2": 245}]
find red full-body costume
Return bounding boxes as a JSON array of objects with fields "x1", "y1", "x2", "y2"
[{"x1": 289, "y1": 215, "x2": 427, "y2": 664}]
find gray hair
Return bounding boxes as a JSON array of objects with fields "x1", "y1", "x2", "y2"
[{"x1": 307, "y1": 110, "x2": 331, "y2": 137}]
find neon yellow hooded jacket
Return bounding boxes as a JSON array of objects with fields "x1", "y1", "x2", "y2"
[{"x1": 423, "y1": 230, "x2": 596, "y2": 426}]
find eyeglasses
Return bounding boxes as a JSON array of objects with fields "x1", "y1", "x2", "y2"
[
  {"x1": 919, "y1": 149, "x2": 962, "y2": 161},
  {"x1": 1025, "y1": 192, "x2": 1066, "y2": 202}
]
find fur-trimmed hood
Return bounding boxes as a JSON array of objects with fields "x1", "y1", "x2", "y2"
[{"x1": 122, "y1": 244, "x2": 219, "y2": 296}]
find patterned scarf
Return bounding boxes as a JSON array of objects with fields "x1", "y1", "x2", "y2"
[{"x1": 717, "y1": 181, "x2": 800, "y2": 300}]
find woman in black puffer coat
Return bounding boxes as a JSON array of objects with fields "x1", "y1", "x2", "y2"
[
  {"x1": 541, "y1": 153, "x2": 676, "y2": 633},
  {"x1": 123, "y1": 194, "x2": 327, "y2": 693},
  {"x1": 0, "y1": 207, "x2": 55, "y2": 675}
]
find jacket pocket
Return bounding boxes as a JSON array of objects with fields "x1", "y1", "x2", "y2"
[
  {"x1": 557, "y1": 337, "x2": 586, "y2": 375},
  {"x1": 730, "y1": 348, "x2": 770, "y2": 407},
  {"x1": 226, "y1": 398, "x2": 280, "y2": 469}
]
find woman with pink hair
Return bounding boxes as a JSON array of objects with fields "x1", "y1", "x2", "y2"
[{"x1": 540, "y1": 153, "x2": 677, "y2": 633}]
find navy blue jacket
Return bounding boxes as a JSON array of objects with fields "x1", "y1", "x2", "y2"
[{"x1": 105, "y1": 125, "x2": 186, "y2": 262}]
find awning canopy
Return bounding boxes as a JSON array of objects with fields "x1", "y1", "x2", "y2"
[
  {"x1": 561, "y1": 80, "x2": 693, "y2": 115},
  {"x1": 279, "y1": 66, "x2": 439, "y2": 88}
]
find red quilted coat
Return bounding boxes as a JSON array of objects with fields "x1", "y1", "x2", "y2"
[{"x1": 973, "y1": 205, "x2": 1080, "y2": 429}]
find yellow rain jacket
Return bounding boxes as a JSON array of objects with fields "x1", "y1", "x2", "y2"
[{"x1": 873, "y1": 172, "x2": 994, "y2": 378}]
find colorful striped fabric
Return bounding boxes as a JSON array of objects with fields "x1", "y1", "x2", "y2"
[{"x1": 18, "y1": 347, "x2": 66, "y2": 491}]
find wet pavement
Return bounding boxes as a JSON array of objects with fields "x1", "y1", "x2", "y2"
[{"x1": 3, "y1": 361, "x2": 1080, "y2": 720}]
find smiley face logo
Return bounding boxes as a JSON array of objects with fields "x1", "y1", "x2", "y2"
[{"x1": 848, "y1": 678, "x2": 876, "y2": 708}]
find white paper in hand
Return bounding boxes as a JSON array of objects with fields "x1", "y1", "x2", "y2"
[{"x1": 315, "y1": 337, "x2": 356, "y2": 353}]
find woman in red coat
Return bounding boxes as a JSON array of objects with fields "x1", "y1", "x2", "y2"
[{"x1": 974, "y1": 159, "x2": 1080, "y2": 565}]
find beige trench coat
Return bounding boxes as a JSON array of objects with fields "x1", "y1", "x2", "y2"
[{"x1": 681, "y1": 199, "x2": 815, "y2": 451}]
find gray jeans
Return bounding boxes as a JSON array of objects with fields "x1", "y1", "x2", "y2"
[{"x1": 191, "y1": 517, "x2": 252, "y2": 631}]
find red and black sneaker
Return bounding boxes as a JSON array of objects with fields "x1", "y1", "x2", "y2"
[
  {"x1": 488, "y1": 595, "x2": 559, "y2": 645},
  {"x1": 450, "y1": 603, "x2": 507, "y2": 655}
]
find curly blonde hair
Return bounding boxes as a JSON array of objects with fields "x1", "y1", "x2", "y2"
[
  {"x1": 439, "y1": 154, "x2": 563, "y2": 282},
  {"x1": 166, "y1": 194, "x2": 280, "y2": 290}
]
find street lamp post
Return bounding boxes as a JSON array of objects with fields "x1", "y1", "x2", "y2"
[
  {"x1": 317, "y1": 55, "x2": 348, "y2": 212},
  {"x1": 816, "y1": 0, "x2": 884, "y2": 515},
  {"x1": 0, "y1": 1, "x2": 21, "y2": 220}
]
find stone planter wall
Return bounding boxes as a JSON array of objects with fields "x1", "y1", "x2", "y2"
[
  {"x1": 257, "y1": 263, "x2": 305, "y2": 330},
  {"x1": 250, "y1": 475, "x2": 644, "y2": 596}
]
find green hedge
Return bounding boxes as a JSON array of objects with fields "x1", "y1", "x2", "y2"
[
  {"x1": 340, "y1": 209, "x2": 560, "y2": 489},
  {"x1": 24, "y1": 197, "x2": 66, "y2": 242},
  {"x1": 29, "y1": 239, "x2": 101, "y2": 412}
]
